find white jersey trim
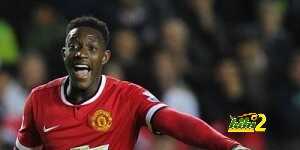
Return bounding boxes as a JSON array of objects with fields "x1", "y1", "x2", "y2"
[
  {"x1": 16, "y1": 138, "x2": 42, "y2": 150},
  {"x1": 145, "y1": 103, "x2": 167, "y2": 132},
  {"x1": 60, "y1": 75, "x2": 107, "y2": 106}
]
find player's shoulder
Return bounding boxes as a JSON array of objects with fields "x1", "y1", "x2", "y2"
[
  {"x1": 25, "y1": 77, "x2": 65, "y2": 107},
  {"x1": 106, "y1": 75, "x2": 144, "y2": 91},
  {"x1": 31, "y1": 76, "x2": 65, "y2": 94},
  {"x1": 105, "y1": 76, "x2": 160, "y2": 103}
]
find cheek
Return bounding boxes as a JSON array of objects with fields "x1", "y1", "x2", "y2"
[
  {"x1": 63, "y1": 53, "x2": 74, "y2": 70},
  {"x1": 90, "y1": 55, "x2": 101, "y2": 65},
  {"x1": 63, "y1": 50, "x2": 72, "y2": 61},
  {"x1": 92, "y1": 53, "x2": 104, "y2": 63},
  {"x1": 63, "y1": 54, "x2": 71, "y2": 64}
]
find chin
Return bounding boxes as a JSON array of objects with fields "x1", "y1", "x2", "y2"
[{"x1": 73, "y1": 80, "x2": 93, "y2": 90}]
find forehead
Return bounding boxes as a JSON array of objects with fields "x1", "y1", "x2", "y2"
[{"x1": 67, "y1": 27, "x2": 103, "y2": 42}]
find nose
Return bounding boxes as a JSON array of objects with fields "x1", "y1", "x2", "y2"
[{"x1": 74, "y1": 47, "x2": 88, "y2": 58}]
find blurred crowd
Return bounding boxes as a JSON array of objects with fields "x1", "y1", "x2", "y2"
[{"x1": 1, "y1": 0, "x2": 300, "y2": 149}]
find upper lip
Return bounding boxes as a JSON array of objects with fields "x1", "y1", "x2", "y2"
[{"x1": 72, "y1": 62, "x2": 91, "y2": 71}]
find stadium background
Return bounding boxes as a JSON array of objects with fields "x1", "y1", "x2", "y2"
[{"x1": 0, "y1": 0, "x2": 299, "y2": 149}]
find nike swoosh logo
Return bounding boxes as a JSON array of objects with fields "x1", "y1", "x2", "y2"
[{"x1": 43, "y1": 125, "x2": 60, "y2": 133}]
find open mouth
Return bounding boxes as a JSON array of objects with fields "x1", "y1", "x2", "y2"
[{"x1": 73, "y1": 64, "x2": 91, "y2": 79}]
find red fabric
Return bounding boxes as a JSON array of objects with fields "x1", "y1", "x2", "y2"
[
  {"x1": 16, "y1": 76, "x2": 165, "y2": 150},
  {"x1": 152, "y1": 107, "x2": 240, "y2": 150}
]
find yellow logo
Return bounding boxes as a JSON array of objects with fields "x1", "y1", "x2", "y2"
[
  {"x1": 89, "y1": 109, "x2": 112, "y2": 132},
  {"x1": 228, "y1": 113, "x2": 266, "y2": 132}
]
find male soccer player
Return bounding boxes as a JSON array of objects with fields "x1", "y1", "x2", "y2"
[{"x1": 15, "y1": 16, "x2": 249, "y2": 150}]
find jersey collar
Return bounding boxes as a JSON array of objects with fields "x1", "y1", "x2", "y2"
[{"x1": 60, "y1": 75, "x2": 107, "y2": 106}]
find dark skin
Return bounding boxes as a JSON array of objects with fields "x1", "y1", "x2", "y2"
[{"x1": 63, "y1": 27, "x2": 111, "y2": 104}]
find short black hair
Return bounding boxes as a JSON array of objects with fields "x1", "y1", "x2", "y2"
[{"x1": 66, "y1": 16, "x2": 110, "y2": 47}]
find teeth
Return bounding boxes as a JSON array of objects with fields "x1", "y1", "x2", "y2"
[{"x1": 74, "y1": 64, "x2": 89, "y2": 69}]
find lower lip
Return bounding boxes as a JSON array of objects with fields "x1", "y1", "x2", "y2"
[{"x1": 74, "y1": 69, "x2": 91, "y2": 80}]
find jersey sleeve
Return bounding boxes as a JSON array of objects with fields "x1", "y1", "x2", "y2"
[
  {"x1": 129, "y1": 84, "x2": 167, "y2": 133},
  {"x1": 16, "y1": 90, "x2": 43, "y2": 150}
]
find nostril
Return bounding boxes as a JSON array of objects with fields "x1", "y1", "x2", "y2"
[
  {"x1": 75, "y1": 51, "x2": 81, "y2": 57},
  {"x1": 75, "y1": 51, "x2": 88, "y2": 57}
]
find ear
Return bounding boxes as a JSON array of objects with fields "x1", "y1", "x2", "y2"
[
  {"x1": 62, "y1": 47, "x2": 67, "y2": 60},
  {"x1": 102, "y1": 50, "x2": 111, "y2": 65}
]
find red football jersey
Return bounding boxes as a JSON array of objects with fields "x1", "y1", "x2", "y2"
[{"x1": 16, "y1": 75, "x2": 167, "y2": 150}]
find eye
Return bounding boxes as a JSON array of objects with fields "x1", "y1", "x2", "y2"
[
  {"x1": 69, "y1": 45, "x2": 75, "y2": 49},
  {"x1": 68, "y1": 44, "x2": 79, "y2": 51},
  {"x1": 88, "y1": 45, "x2": 98, "y2": 52}
]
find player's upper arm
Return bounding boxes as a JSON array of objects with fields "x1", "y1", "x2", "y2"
[
  {"x1": 129, "y1": 84, "x2": 167, "y2": 132},
  {"x1": 16, "y1": 90, "x2": 43, "y2": 150}
]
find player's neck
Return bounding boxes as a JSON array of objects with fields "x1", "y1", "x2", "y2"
[{"x1": 65, "y1": 77, "x2": 102, "y2": 105}]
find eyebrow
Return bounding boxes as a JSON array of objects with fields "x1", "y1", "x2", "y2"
[
  {"x1": 66, "y1": 33, "x2": 78, "y2": 42},
  {"x1": 69, "y1": 35, "x2": 78, "y2": 40}
]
